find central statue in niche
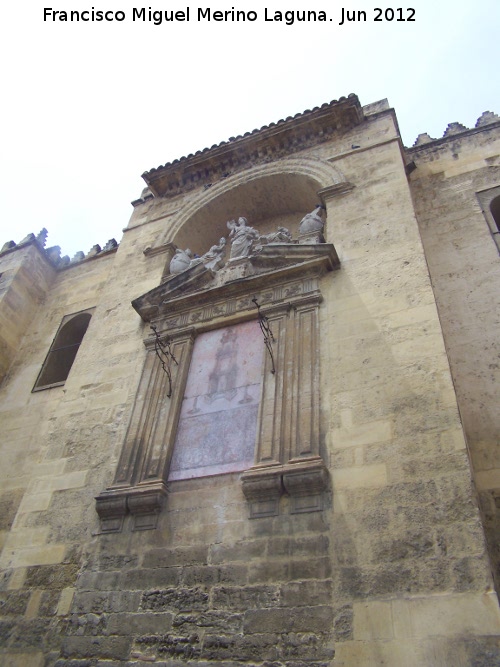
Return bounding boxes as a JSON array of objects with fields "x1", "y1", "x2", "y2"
[
  {"x1": 227, "y1": 217, "x2": 260, "y2": 259},
  {"x1": 168, "y1": 320, "x2": 264, "y2": 481}
]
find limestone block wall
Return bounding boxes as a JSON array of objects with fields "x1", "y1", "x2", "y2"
[
  {"x1": 0, "y1": 228, "x2": 167, "y2": 665},
  {"x1": 317, "y1": 126, "x2": 500, "y2": 664},
  {"x1": 0, "y1": 101, "x2": 499, "y2": 667},
  {"x1": 408, "y1": 120, "x2": 500, "y2": 593}
]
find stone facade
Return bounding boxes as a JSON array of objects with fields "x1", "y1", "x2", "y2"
[{"x1": 0, "y1": 95, "x2": 499, "y2": 666}]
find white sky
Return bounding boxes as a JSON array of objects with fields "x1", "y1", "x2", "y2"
[{"x1": 0, "y1": 0, "x2": 498, "y2": 258}]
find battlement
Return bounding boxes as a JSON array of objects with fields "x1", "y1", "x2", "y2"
[
  {"x1": 0, "y1": 227, "x2": 118, "y2": 269},
  {"x1": 410, "y1": 110, "x2": 500, "y2": 149}
]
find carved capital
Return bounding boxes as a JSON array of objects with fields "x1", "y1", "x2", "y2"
[{"x1": 144, "y1": 326, "x2": 196, "y2": 351}]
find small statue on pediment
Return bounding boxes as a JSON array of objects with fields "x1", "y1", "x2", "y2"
[
  {"x1": 199, "y1": 237, "x2": 227, "y2": 271},
  {"x1": 227, "y1": 217, "x2": 260, "y2": 259},
  {"x1": 299, "y1": 206, "x2": 325, "y2": 234},
  {"x1": 169, "y1": 248, "x2": 194, "y2": 274},
  {"x1": 259, "y1": 226, "x2": 293, "y2": 245},
  {"x1": 169, "y1": 238, "x2": 227, "y2": 276}
]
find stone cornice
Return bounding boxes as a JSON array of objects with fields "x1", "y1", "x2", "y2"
[
  {"x1": 132, "y1": 244, "x2": 340, "y2": 324},
  {"x1": 142, "y1": 95, "x2": 363, "y2": 199}
]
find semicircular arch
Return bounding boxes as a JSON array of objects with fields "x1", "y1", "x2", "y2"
[{"x1": 169, "y1": 157, "x2": 346, "y2": 254}]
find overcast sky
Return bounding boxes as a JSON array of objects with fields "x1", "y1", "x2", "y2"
[{"x1": 0, "y1": 0, "x2": 498, "y2": 258}]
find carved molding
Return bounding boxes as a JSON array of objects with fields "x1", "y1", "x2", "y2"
[
  {"x1": 255, "y1": 306, "x2": 289, "y2": 466},
  {"x1": 95, "y1": 330, "x2": 194, "y2": 533},
  {"x1": 242, "y1": 290, "x2": 326, "y2": 518},
  {"x1": 95, "y1": 492, "x2": 128, "y2": 534},
  {"x1": 127, "y1": 483, "x2": 168, "y2": 531},
  {"x1": 132, "y1": 243, "x2": 339, "y2": 324}
]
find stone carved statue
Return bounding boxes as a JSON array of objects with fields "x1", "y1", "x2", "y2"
[
  {"x1": 227, "y1": 217, "x2": 260, "y2": 259},
  {"x1": 169, "y1": 238, "x2": 227, "y2": 276},
  {"x1": 169, "y1": 248, "x2": 193, "y2": 275},
  {"x1": 170, "y1": 216, "x2": 297, "y2": 276},
  {"x1": 299, "y1": 206, "x2": 325, "y2": 234},
  {"x1": 259, "y1": 226, "x2": 293, "y2": 244},
  {"x1": 198, "y1": 237, "x2": 227, "y2": 271}
]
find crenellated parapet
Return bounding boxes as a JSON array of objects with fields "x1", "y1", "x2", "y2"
[
  {"x1": 411, "y1": 110, "x2": 500, "y2": 148},
  {"x1": 0, "y1": 228, "x2": 119, "y2": 269}
]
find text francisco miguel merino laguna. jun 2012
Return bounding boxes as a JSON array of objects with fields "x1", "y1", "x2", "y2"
[{"x1": 43, "y1": 6, "x2": 417, "y2": 26}]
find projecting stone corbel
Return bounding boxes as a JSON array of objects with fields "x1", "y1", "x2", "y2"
[
  {"x1": 282, "y1": 457, "x2": 329, "y2": 514},
  {"x1": 241, "y1": 459, "x2": 329, "y2": 517},
  {"x1": 317, "y1": 182, "x2": 355, "y2": 204},
  {"x1": 241, "y1": 466, "x2": 284, "y2": 519},
  {"x1": 95, "y1": 483, "x2": 168, "y2": 533},
  {"x1": 143, "y1": 240, "x2": 177, "y2": 260},
  {"x1": 95, "y1": 491, "x2": 128, "y2": 534},
  {"x1": 127, "y1": 483, "x2": 168, "y2": 531}
]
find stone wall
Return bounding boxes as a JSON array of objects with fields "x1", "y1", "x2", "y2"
[
  {"x1": 0, "y1": 98, "x2": 499, "y2": 666},
  {"x1": 409, "y1": 118, "x2": 500, "y2": 595},
  {"x1": 319, "y1": 129, "x2": 499, "y2": 664},
  {"x1": 64, "y1": 476, "x2": 335, "y2": 665},
  {"x1": 0, "y1": 234, "x2": 153, "y2": 665}
]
